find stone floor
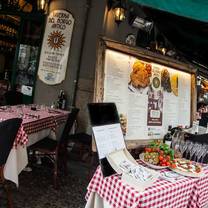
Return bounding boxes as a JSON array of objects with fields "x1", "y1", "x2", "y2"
[{"x1": 0, "y1": 153, "x2": 97, "y2": 208}]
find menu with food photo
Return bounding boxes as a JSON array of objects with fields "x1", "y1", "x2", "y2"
[
  {"x1": 103, "y1": 49, "x2": 191, "y2": 140},
  {"x1": 128, "y1": 59, "x2": 151, "y2": 95}
]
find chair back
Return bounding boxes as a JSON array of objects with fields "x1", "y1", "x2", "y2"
[
  {"x1": 59, "y1": 107, "x2": 79, "y2": 144},
  {"x1": 5, "y1": 90, "x2": 23, "y2": 105},
  {"x1": 0, "y1": 118, "x2": 22, "y2": 166}
]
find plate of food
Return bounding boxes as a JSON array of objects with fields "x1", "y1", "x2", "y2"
[
  {"x1": 139, "y1": 153, "x2": 168, "y2": 169},
  {"x1": 139, "y1": 140, "x2": 175, "y2": 170},
  {"x1": 170, "y1": 158, "x2": 204, "y2": 178}
]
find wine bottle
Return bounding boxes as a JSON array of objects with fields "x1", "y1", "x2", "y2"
[
  {"x1": 58, "y1": 90, "x2": 66, "y2": 110},
  {"x1": 163, "y1": 125, "x2": 172, "y2": 147},
  {"x1": 61, "y1": 91, "x2": 66, "y2": 109}
]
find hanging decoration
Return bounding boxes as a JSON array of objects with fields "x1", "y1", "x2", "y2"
[{"x1": 38, "y1": 9, "x2": 74, "y2": 85}]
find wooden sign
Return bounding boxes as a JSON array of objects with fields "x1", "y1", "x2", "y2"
[{"x1": 38, "y1": 10, "x2": 74, "y2": 85}]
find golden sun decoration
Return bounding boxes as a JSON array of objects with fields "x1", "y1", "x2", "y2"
[{"x1": 47, "y1": 30, "x2": 66, "y2": 50}]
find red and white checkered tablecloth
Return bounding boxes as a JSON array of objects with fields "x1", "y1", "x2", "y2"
[
  {"x1": 86, "y1": 161, "x2": 208, "y2": 208},
  {"x1": 0, "y1": 106, "x2": 69, "y2": 147}
]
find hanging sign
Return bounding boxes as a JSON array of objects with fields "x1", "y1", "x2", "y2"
[{"x1": 38, "y1": 10, "x2": 74, "y2": 85}]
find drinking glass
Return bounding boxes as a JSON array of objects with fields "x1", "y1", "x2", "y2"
[
  {"x1": 172, "y1": 130, "x2": 179, "y2": 150},
  {"x1": 172, "y1": 130, "x2": 183, "y2": 151},
  {"x1": 179, "y1": 140, "x2": 188, "y2": 157},
  {"x1": 40, "y1": 104, "x2": 47, "y2": 111},
  {"x1": 196, "y1": 145, "x2": 206, "y2": 163},
  {"x1": 16, "y1": 105, "x2": 23, "y2": 118},
  {"x1": 201, "y1": 144, "x2": 208, "y2": 163},
  {"x1": 193, "y1": 143, "x2": 202, "y2": 162},
  {"x1": 189, "y1": 143, "x2": 198, "y2": 161},
  {"x1": 185, "y1": 140, "x2": 192, "y2": 158}
]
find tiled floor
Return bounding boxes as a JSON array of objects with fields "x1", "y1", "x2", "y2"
[{"x1": 0, "y1": 155, "x2": 97, "y2": 208}]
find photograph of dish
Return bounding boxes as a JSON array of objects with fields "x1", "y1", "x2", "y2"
[
  {"x1": 161, "y1": 68, "x2": 172, "y2": 93},
  {"x1": 171, "y1": 74, "x2": 178, "y2": 96},
  {"x1": 152, "y1": 76, "x2": 160, "y2": 89},
  {"x1": 129, "y1": 60, "x2": 152, "y2": 89}
]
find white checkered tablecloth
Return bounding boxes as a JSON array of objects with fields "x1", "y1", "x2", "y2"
[
  {"x1": 14, "y1": 124, "x2": 28, "y2": 147},
  {"x1": 0, "y1": 106, "x2": 69, "y2": 147},
  {"x1": 86, "y1": 161, "x2": 208, "y2": 208}
]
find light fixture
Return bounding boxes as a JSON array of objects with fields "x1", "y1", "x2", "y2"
[
  {"x1": 108, "y1": 0, "x2": 126, "y2": 26},
  {"x1": 114, "y1": 6, "x2": 125, "y2": 25},
  {"x1": 155, "y1": 42, "x2": 167, "y2": 55},
  {"x1": 131, "y1": 17, "x2": 153, "y2": 32},
  {"x1": 197, "y1": 75, "x2": 202, "y2": 86},
  {"x1": 37, "y1": 0, "x2": 49, "y2": 13}
]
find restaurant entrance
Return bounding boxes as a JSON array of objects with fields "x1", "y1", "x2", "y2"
[{"x1": 0, "y1": 4, "x2": 45, "y2": 104}]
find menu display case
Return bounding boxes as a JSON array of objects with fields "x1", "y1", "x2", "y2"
[{"x1": 93, "y1": 38, "x2": 197, "y2": 148}]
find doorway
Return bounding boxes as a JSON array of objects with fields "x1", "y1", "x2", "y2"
[{"x1": 0, "y1": 8, "x2": 45, "y2": 104}]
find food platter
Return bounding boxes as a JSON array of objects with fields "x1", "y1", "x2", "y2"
[
  {"x1": 139, "y1": 153, "x2": 168, "y2": 169},
  {"x1": 169, "y1": 159, "x2": 205, "y2": 178}
]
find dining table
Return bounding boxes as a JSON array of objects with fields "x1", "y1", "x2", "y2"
[
  {"x1": 85, "y1": 160, "x2": 208, "y2": 208},
  {"x1": 2, "y1": 105, "x2": 69, "y2": 186}
]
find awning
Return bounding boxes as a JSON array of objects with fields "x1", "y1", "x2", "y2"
[
  {"x1": 131, "y1": 0, "x2": 208, "y2": 22},
  {"x1": 131, "y1": 0, "x2": 208, "y2": 70}
]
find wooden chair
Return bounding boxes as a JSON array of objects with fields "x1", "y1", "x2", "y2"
[
  {"x1": 0, "y1": 118, "x2": 22, "y2": 208},
  {"x1": 67, "y1": 133, "x2": 92, "y2": 160},
  {"x1": 29, "y1": 107, "x2": 79, "y2": 188},
  {"x1": 4, "y1": 90, "x2": 23, "y2": 105},
  {"x1": 0, "y1": 79, "x2": 10, "y2": 105}
]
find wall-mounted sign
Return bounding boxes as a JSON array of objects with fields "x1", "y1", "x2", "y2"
[
  {"x1": 103, "y1": 49, "x2": 191, "y2": 140},
  {"x1": 38, "y1": 10, "x2": 74, "y2": 85}
]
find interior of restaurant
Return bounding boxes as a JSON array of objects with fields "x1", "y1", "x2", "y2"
[{"x1": 1, "y1": 0, "x2": 208, "y2": 208}]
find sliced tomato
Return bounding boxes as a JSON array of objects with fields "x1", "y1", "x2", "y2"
[
  {"x1": 171, "y1": 163, "x2": 176, "y2": 169},
  {"x1": 159, "y1": 156, "x2": 163, "y2": 161},
  {"x1": 166, "y1": 162, "x2": 170, "y2": 166}
]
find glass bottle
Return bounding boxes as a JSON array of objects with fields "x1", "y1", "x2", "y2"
[
  {"x1": 163, "y1": 125, "x2": 172, "y2": 147},
  {"x1": 58, "y1": 90, "x2": 66, "y2": 110}
]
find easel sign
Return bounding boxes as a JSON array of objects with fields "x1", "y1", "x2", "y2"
[
  {"x1": 93, "y1": 38, "x2": 197, "y2": 148},
  {"x1": 88, "y1": 102, "x2": 125, "y2": 176}
]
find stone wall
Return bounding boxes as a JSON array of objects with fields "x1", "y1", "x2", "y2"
[{"x1": 34, "y1": 0, "x2": 138, "y2": 133}]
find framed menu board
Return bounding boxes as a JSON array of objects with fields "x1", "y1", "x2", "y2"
[{"x1": 93, "y1": 38, "x2": 197, "y2": 147}]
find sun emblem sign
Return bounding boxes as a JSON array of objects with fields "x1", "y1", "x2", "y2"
[{"x1": 47, "y1": 30, "x2": 66, "y2": 50}]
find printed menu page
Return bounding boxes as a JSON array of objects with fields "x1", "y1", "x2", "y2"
[{"x1": 92, "y1": 123, "x2": 126, "y2": 159}]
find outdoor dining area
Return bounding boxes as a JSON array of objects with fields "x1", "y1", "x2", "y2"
[
  {"x1": 2, "y1": 0, "x2": 208, "y2": 208},
  {"x1": 83, "y1": 103, "x2": 208, "y2": 208},
  {"x1": 0, "y1": 104, "x2": 92, "y2": 207}
]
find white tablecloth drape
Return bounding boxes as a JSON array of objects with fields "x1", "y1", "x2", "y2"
[
  {"x1": 4, "y1": 123, "x2": 65, "y2": 186},
  {"x1": 85, "y1": 192, "x2": 111, "y2": 208}
]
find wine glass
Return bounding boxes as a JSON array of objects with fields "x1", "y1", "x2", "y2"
[
  {"x1": 184, "y1": 140, "x2": 192, "y2": 159},
  {"x1": 16, "y1": 105, "x2": 23, "y2": 118},
  {"x1": 193, "y1": 143, "x2": 202, "y2": 162},
  {"x1": 171, "y1": 130, "x2": 180, "y2": 150},
  {"x1": 189, "y1": 143, "x2": 199, "y2": 161},
  {"x1": 196, "y1": 145, "x2": 206, "y2": 163},
  {"x1": 179, "y1": 140, "x2": 188, "y2": 157},
  {"x1": 201, "y1": 144, "x2": 208, "y2": 164}
]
